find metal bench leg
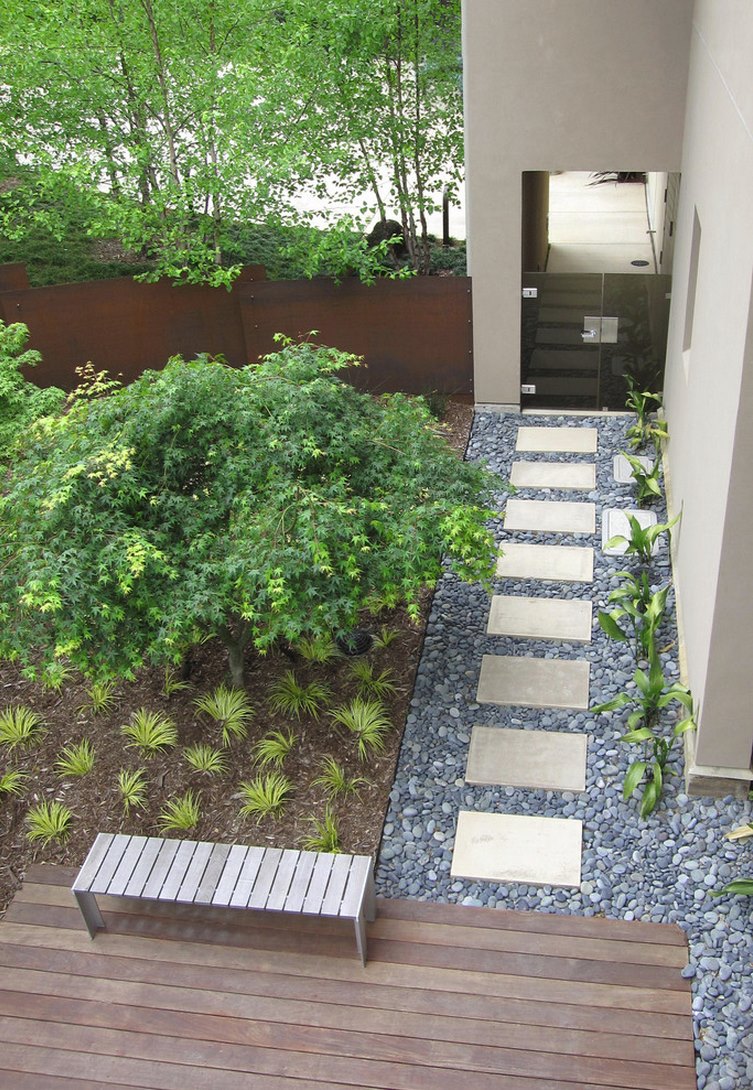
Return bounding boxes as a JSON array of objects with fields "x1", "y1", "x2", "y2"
[
  {"x1": 364, "y1": 870, "x2": 376, "y2": 922},
  {"x1": 74, "y1": 890, "x2": 105, "y2": 938},
  {"x1": 354, "y1": 913, "x2": 368, "y2": 966}
]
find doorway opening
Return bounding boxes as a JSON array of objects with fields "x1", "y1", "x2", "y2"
[{"x1": 520, "y1": 171, "x2": 678, "y2": 410}]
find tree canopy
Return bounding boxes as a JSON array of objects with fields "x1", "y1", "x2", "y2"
[
  {"x1": 0, "y1": 341, "x2": 497, "y2": 685},
  {"x1": 0, "y1": 0, "x2": 462, "y2": 284}
]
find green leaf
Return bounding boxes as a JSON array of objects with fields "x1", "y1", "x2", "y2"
[
  {"x1": 598, "y1": 611, "x2": 629, "y2": 641},
  {"x1": 710, "y1": 879, "x2": 753, "y2": 898},
  {"x1": 623, "y1": 760, "x2": 647, "y2": 799},
  {"x1": 639, "y1": 779, "x2": 661, "y2": 818},
  {"x1": 621, "y1": 726, "x2": 654, "y2": 743},
  {"x1": 591, "y1": 694, "x2": 631, "y2": 714}
]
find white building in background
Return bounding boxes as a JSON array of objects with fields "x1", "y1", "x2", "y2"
[{"x1": 462, "y1": 0, "x2": 753, "y2": 797}]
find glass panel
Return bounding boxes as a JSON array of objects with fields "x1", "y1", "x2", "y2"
[
  {"x1": 600, "y1": 274, "x2": 672, "y2": 410},
  {"x1": 520, "y1": 273, "x2": 602, "y2": 411}
]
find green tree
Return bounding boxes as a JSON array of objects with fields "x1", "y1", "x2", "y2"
[
  {"x1": 0, "y1": 341, "x2": 497, "y2": 685},
  {"x1": 0, "y1": 320, "x2": 65, "y2": 463}
]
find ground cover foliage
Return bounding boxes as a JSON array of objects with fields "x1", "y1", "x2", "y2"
[{"x1": 0, "y1": 346, "x2": 479, "y2": 912}]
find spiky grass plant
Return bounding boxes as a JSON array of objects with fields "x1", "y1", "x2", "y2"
[
  {"x1": 301, "y1": 807, "x2": 341, "y2": 853},
  {"x1": 0, "y1": 768, "x2": 27, "y2": 796},
  {"x1": 79, "y1": 679, "x2": 117, "y2": 716},
  {"x1": 312, "y1": 756, "x2": 369, "y2": 798},
  {"x1": 330, "y1": 698, "x2": 392, "y2": 760},
  {"x1": 41, "y1": 660, "x2": 75, "y2": 693},
  {"x1": 121, "y1": 709, "x2": 178, "y2": 757},
  {"x1": 183, "y1": 743, "x2": 228, "y2": 776},
  {"x1": 0, "y1": 706, "x2": 44, "y2": 750},
  {"x1": 268, "y1": 671, "x2": 332, "y2": 721},
  {"x1": 349, "y1": 661, "x2": 396, "y2": 700},
  {"x1": 55, "y1": 739, "x2": 95, "y2": 777},
  {"x1": 296, "y1": 635, "x2": 338, "y2": 664},
  {"x1": 158, "y1": 790, "x2": 201, "y2": 833},
  {"x1": 26, "y1": 800, "x2": 73, "y2": 845},
  {"x1": 252, "y1": 728, "x2": 297, "y2": 768},
  {"x1": 118, "y1": 768, "x2": 147, "y2": 813},
  {"x1": 238, "y1": 772, "x2": 293, "y2": 823},
  {"x1": 163, "y1": 665, "x2": 190, "y2": 698},
  {"x1": 194, "y1": 685, "x2": 253, "y2": 746},
  {"x1": 372, "y1": 626, "x2": 398, "y2": 649}
]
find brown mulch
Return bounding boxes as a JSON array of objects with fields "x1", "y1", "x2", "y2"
[{"x1": 0, "y1": 400, "x2": 473, "y2": 916}]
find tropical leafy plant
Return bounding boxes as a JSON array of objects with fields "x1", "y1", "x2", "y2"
[
  {"x1": 625, "y1": 378, "x2": 667, "y2": 451},
  {"x1": 194, "y1": 686, "x2": 253, "y2": 747},
  {"x1": 0, "y1": 705, "x2": 44, "y2": 750},
  {"x1": 0, "y1": 768, "x2": 26, "y2": 796},
  {"x1": 301, "y1": 807, "x2": 341, "y2": 853},
  {"x1": 605, "y1": 513, "x2": 680, "y2": 564},
  {"x1": 592, "y1": 658, "x2": 696, "y2": 817},
  {"x1": 312, "y1": 756, "x2": 369, "y2": 798},
  {"x1": 26, "y1": 800, "x2": 73, "y2": 844},
  {"x1": 121, "y1": 709, "x2": 178, "y2": 756},
  {"x1": 598, "y1": 573, "x2": 669, "y2": 660},
  {"x1": 79, "y1": 680, "x2": 117, "y2": 716},
  {"x1": 238, "y1": 772, "x2": 293, "y2": 823},
  {"x1": 712, "y1": 879, "x2": 753, "y2": 898},
  {"x1": 622, "y1": 451, "x2": 662, "y2": 506},
  {"x1": 183, "y1": 743, "x2": 228, "y2": 776},
  {"x1": 55, "y1": 739, "x2": 95, "y2": 777},
  {"x1": 158, "y1": 790, "x2": 201, "y2": 834},
  {"x1": 349, "y1": 661, "x2": 396, "y2": 700},
  {"x1": 252, "y1": 728, "x2": 297, "y2": 768},
  {"x1": 118, "y1": 767, "x2": 147, "y2": 813},
  {"x1": 330, "y1": 698, "x2": 392, "y2": 760},
  {"x1": 268, "y1": 672, "x2": 332, "y2": 721}
]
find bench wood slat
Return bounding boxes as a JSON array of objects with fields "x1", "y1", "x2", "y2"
[
  {"x1": 229, "y1": 846, "x2": 265, "y2": 908},
  {"x1": 341, "y1": 856, "x2": 373, "y2": 917},
  {"x1": 107, "y1": 836, "x2": 149, "y2": 896},
  {"x1": 160, "y1": 841, "x2": 199, "y2": 901},
  {"x1": 210, "y1": 845, "x2": 247, "y2": 905},
  {"x1": 265, "y1": 850, "x2": 300, "y2": 911},
  {"x1": 88, "y1": 835, "x2": 132, "y2": 894},
  {"x1": 123, "y1": 837, "x2": 163, "y2": 897},
  {"x1": 141, "y1": 840, "x2": 181, "y2": 899},
  {"x1": 176, "y1": 842, "x2": 214, "y2": 904},
  {"x1": 319, "y1": 853, "x2": 353, "y2": 916},
  {"x1": 284, "y1": 852, "x2": 317, "y2": 912},
  {"x1": 303, "y1": 854, "x2": 336, "y2": 914},
  {"x1": 72, "y1": 833, "x2": 115, "y2": 893},
  {"x1": 247, "y1": 848, "x2": 283, "y2": 909},
  {"x1": 194, "y1": 843, "x2": 231, "y2": 905}
]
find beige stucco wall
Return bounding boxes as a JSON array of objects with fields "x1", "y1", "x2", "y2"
[
  {"x1": 664, "y1": 1, "x2": 753, "y2": 772},
  {"x1": 462, "y1": 0, "x2": 693, "y2": 405}
]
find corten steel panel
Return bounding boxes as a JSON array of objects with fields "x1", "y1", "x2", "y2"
[
  {"x1": 0, "y1": 266, "x2": 265, "y2": 390},
  {"x1": 238, "y1": 276, "x2": 474, "y2": 395},
  {"x1": 0, "y1": 263, "x2": 30, "y2": 291}
]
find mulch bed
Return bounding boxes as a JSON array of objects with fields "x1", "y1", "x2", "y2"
[{"x1": 0, "y1": 400, "x2": 473, "y2": 916}]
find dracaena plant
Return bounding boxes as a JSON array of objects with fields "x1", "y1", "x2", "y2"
[
  {"x1": 592, "y1": 656, "x2": 696, "y2": 817},
  {"x1": 622, "y1": 451, "x2": 662, "y2": 506},
  {"x1": 598, "y1": 573, "x2": 669, "y2": 661},
  {"x1": 605, "y1": 513, "x2": 680, "y2": 565},
  {"x1": 625, "y1": 378, "x2": 667, "y2": 452}
]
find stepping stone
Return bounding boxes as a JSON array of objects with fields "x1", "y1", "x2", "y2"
[
  {"x1": 487, "y1": 595, "x2": 592, "y2": 642},
  {"x1": 466, "y1": 726, "x2": 587, "y2": 791},
  {"x1": 613, "y1": 453, "x2": 652, "y2": 483},
  {"x1": 529, "y1": 349, "x2": 598, "y2": 373},
  {"x1": 477, "y1": 655, "x2": 590, "y2": 710},
  {"x1": 505, "y1": 499, "x2": 596, "y2": 534},
  {"x1": 516, "y1": 426, "x2": 598, "y2": 453},
  {"x1": 451, "y1": 811, "x2": 582, "y2": 888},
  {"x1": 535, "y1": 327, "x2": 586, "y2": 346},
  {"x1": 602, "y1": 508, "x2": 658, "y2": 555},
  {"x1": 510, "y1": 461, "x2": 595, "y2": 491},
  {"x1": 520, "y1": 377, "x2": 598, "y2": 398},
  {"x1": 537, "y1": 307, "x2": 585, "y2": 324},
  {"x1": 496, "y1": 543, "x2": 594, "y2": 583}
]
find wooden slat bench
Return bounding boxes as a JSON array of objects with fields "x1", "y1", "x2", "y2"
[{"x1": 72, "y1": 832, "x2": 376, "y2": 965}]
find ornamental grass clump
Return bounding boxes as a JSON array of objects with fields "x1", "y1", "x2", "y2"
[
  {"x1": 26, "y1": 800, "x2": 73, "y2": 845},
  {"x1": 121, "y1": 709, "x2": 178, "y2": 756},
  {"x1": 194, "y1": 685, "x2": 253, "y2": 746},
  {"x1": 0, "y1": 705, "x2": 44, "y2": 750},
  {"x1": 330, "y1": 698, "x2": 392, "y2": 760},
  {"x1": 238, "y1": 772, "x2": 293, "y2": 823},
  {"x1": 268, "y1": 672, "x2": 331, "y2": 721}
]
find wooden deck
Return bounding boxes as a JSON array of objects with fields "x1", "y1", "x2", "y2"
[{"x1": 0, "y1": 864, "x2": 697, "y2": 1090}]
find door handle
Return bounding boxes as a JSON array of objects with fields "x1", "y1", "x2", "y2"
[{"x1": 581, "y1": 328, "x2": 598, "y2": 341}]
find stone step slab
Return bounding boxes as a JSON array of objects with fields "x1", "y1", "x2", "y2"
[
  {"x1": 529, "y1": 349, "x2": 598, "y2": 373},
  {"x1": 613, "y1": 453, "x2": 653, "y2": 483},
  {"x1": 602, "y1": 508, "x2": 658, "y2": 555},
  {"x1": 451, "y1": 811, "x2": 582, "y2": 888},
  {"x1": 465, "y1": 726, "x2": 588, "y2": 792},
  {"x1": 535, "y1": 327, "x2": 586, "y2": 346},
  {"x1": 510, "y1": 461, "x2": 596, "y2": 491},
  {"x1": 477, "y1": 654, "x2": 590, "y2": 710},
  {"x1": 487, "y1": 595, "x2": 593, "y2": 642},
  {"x1": 505, "y1": 499, "x2": 596, "y2": 534},
  {"x1": 516, "y1": 426, "x2": 598, "y2": 453},
  {"x1": 496, "y1": 543, "x2": 594, "y2": 583}
]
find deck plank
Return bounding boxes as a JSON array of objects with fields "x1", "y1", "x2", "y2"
[{"x1": 0, "y1": 866, "x2": 696, "y2": 1090}]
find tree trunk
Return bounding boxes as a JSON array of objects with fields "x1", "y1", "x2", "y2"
[{"x1": 218, "y1": 617, "x2": 250, "y2": 687}]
